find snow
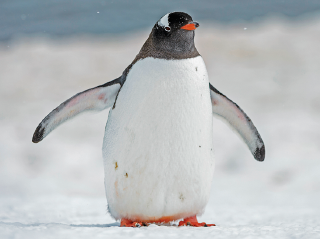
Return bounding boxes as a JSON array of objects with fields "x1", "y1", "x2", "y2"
[
  {"x1": 1, "y1": 194, "x2": 319, "y2": 238},
  {"x1": 1, "y1": 15, "x2": 320, "y2": 238}
]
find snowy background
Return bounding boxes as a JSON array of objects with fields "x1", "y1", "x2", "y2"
[{"x1": 1, "y1": 1, "x2": 320, "y2": 238}]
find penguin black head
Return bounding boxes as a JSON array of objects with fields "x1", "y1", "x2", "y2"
[
  {"x1": 126, "y1": 12, "x2": 200, "y2": 71},
  {"x1": 154, "y1": 12, "x2": 199, "y2": 37},
  {"x1": 145, "y1": 12, "x2": 200, "y2": 59}
]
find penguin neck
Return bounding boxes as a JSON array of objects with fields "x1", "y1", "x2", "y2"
[
  {"x1": 148, "y1": 30, "x2": 199, "y2": 60},
  {"x1": 123, "y1": 31, "x2": 200, "y2": 77}
]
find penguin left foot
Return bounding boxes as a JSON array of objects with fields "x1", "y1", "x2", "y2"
[
  {"x1": 120, "y1": 218, "x2": 148, "y2": 227},
  {"x1": 178, "y1": 216, "x2": 216, "y2": 227}
]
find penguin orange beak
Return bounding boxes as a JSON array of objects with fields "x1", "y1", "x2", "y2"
[{"x1": 181, "y1": 21, "x2": 200, "y2": 30}]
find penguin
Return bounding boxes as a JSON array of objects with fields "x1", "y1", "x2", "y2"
[{"x1": 32, "y1": 12, "x2": 265, "y2": 227}]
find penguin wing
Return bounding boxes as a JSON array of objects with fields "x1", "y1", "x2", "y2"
[
  {"x1": 209, "y1": 83, "x2": 265, "y2": 161},
  {"x1": 32, "y1": 78, "x2": 121, "y2": 143}
]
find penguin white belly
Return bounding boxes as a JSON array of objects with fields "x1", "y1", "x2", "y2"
[{"x1": 103, "y1": 56, "x2": 214, "y2": 221}]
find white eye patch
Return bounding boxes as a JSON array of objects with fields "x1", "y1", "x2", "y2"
[{"x1": 158, "y1": 13, "x2": 170, "y2": 28}]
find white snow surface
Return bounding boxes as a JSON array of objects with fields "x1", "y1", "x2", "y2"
[{"x1": 1, "y1": 16, "x2": 320, "y2": 238}]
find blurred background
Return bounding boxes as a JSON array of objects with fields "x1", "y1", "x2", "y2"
[{"x1": 1, "y1": 0, "x2": 320, "y2": 237}]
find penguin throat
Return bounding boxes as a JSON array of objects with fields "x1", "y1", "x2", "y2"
[
  {"x1": 122, "y1": 30, "x2": 200, "y2": 77},
  {"x1": 149, "y1": 31, "x2": 199, "y2": 60}
]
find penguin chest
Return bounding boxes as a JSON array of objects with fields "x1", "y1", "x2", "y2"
[{"x1": 103, "y1": 56, "x2": 214, "y2": 220}]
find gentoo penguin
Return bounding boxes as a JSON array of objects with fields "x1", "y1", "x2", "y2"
[{"x1": 32, "y1": 12, "x2": 265, "y2": 227}]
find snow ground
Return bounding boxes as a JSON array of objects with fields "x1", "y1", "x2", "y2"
[{"x1": 1, "y1": 16, "x2": 320, "y2": 238}]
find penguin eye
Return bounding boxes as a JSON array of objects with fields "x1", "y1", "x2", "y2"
[{"x1": 165, "y1": 26, "x2": 171, "y2": 32}]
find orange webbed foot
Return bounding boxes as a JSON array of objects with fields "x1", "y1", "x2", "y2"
[
  {"x1": 120, "y1": 218, "x2": 148, "y2": 227},
  {"x1": 178, "y1": 215, "x2": 216, "y2": 227}
]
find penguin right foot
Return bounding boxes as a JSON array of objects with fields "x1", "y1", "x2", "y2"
[
  {"x1": 120, "y1": 218, "x2": 148, "y2": 227},
  {"x1": 178, "y1": 215, "x2": 216, "y2": 227}
]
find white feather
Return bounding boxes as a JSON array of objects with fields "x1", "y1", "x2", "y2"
[
  {"x1": 102, "y1": 56, "x2": 214, "y2": 221},
  {"x1": 158, "y1": 13, "x2": 170, "y2": 28},
  {"x1": 210, "y1": 90, "x2": 264, "y2": 156},
  {"x1": 35, "y1": 83, "x2": 120, "y2": 142}
]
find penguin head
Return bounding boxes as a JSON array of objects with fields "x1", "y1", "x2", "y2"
[
  {"x1": 155, "y1": 12, "x2": 199, "y2": 35},
  {"x1": 151, "y1": 12, "x2": 199, "y2": 57}
]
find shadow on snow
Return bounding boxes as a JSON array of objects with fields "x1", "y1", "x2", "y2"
[{"x1": 0, "y1": 221, "x2": 120, "y2": 228}]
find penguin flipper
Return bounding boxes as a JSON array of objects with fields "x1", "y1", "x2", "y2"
[
  {"x1": 32, "y1": 78, "x2": 121, "y2": 143},
  {"x1": 209, "y1": 83, "x2": 265, "y2": 161}
]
